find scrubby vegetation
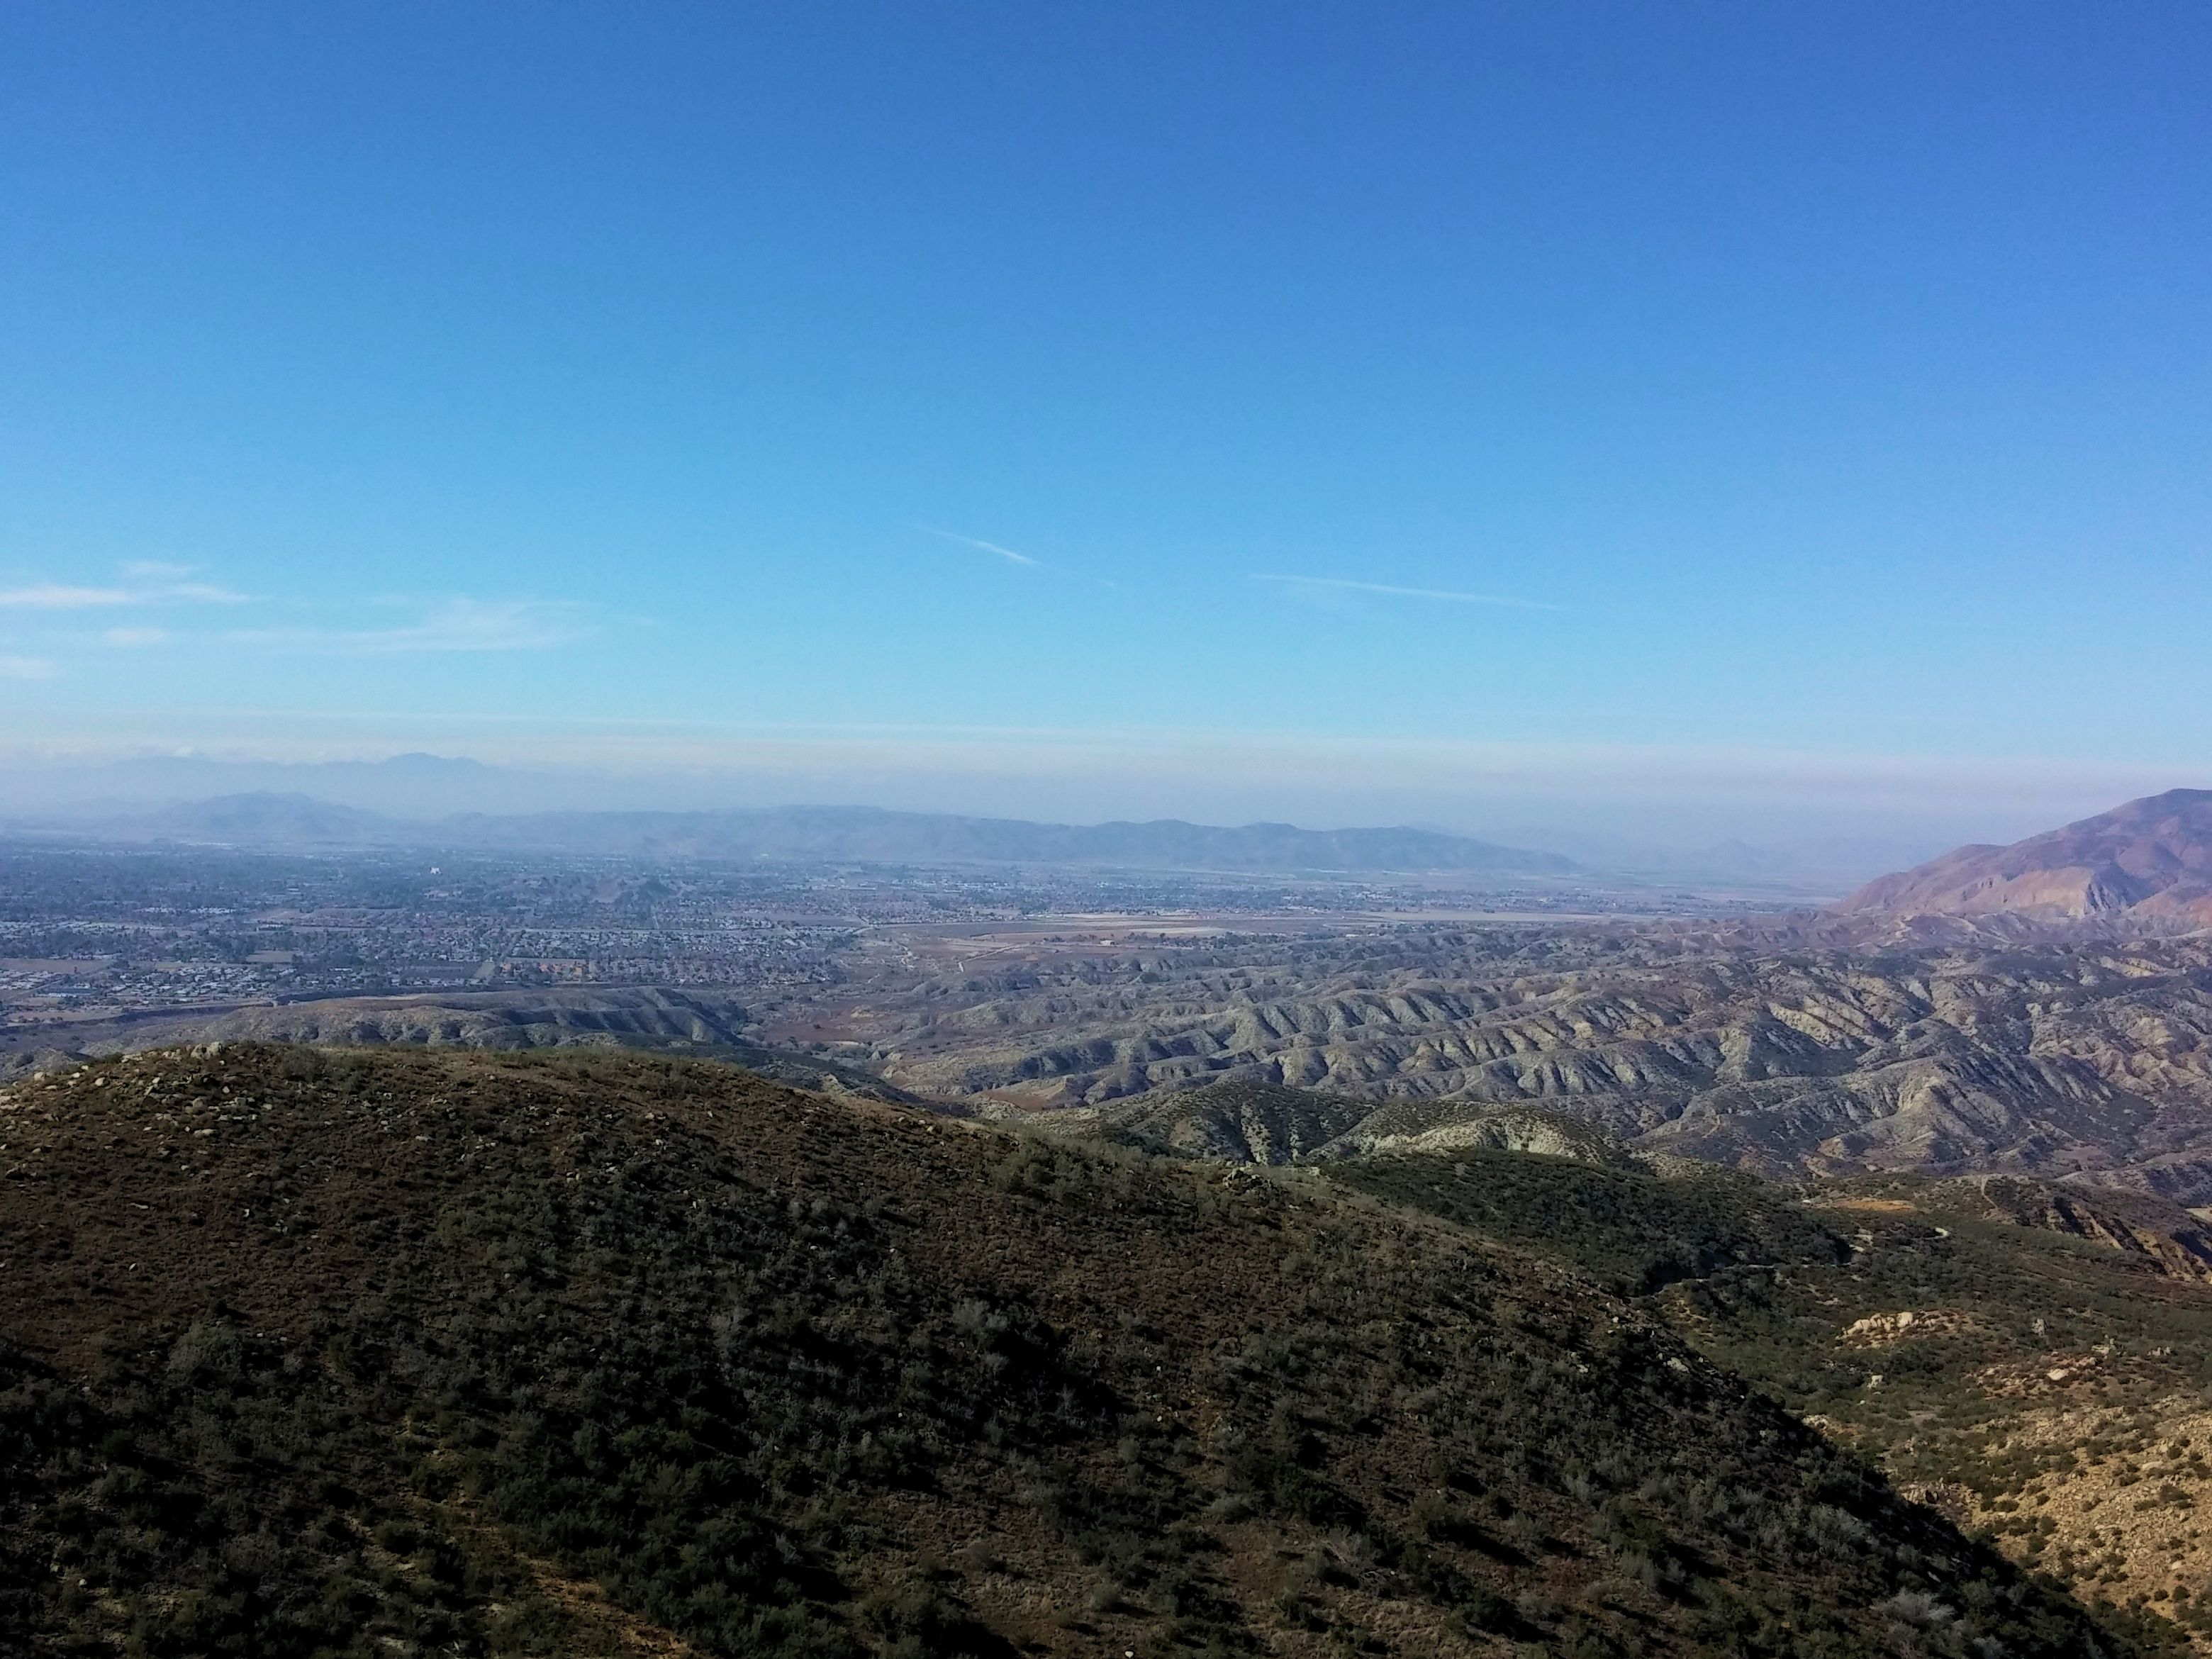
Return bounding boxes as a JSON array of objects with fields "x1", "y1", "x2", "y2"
[
  {"x1": 0, "y1": 1046, "x2": 2185, "y2": 1655},
  {"x1": 1326, "y1": 1152, "x2": 1852, "y2": 1297},
  {"x1": 1328, "y1": 1148, "x2": 2212, "y2": 1644}
]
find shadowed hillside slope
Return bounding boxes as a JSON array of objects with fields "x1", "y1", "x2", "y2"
[
  {"x1": 1322, "y1": 1150, "x2": 2212, "y2": 1646},
  {"x1": 0, "y1": 988, "x2": 922, "y2": 1104},
  {"x1": 0, "y1": 1046, "x2": 2173, "y2": 1658},
  {"x1": 1055, "y1": 1078, "x2": 1377, "y2": 1163}
]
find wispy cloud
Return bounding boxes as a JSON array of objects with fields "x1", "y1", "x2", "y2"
[
  {"x1": 0, "y1": 576, "x2": 246, "y2": 608},
  {"x1": 0, "y1": 583, "x2": 149, "y2": 609},
  {"x1": 922, "y1": 527, "x2": 1041, "y2": 567},
  {"x1": 1252, "y1": 573, "x2": 1561, "y2": 611},
  {"x1": 145, "y1": 579, "x2": 247, "y2": 603},
  {"x1": 227, "y1": 598, "x2": 591, "y2": 654},
  {"x1": 1, "y1": 566, "x2": 600, "y2": 671}
]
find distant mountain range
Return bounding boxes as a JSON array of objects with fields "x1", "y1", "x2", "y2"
[
  {"x1": 1838, "y1": 788, "x2": 2212, "y2": 927},
  {"x1": 67, "y1": 784, "x2": 2212, "y2": 898},
  {"x1": 27, "y1": 793, "x2": 1577, "y2": 876}
]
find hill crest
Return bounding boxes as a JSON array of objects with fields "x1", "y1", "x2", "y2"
[{"x1": 0, "y1": 1042, "x2": 2159, "y2": 1658}]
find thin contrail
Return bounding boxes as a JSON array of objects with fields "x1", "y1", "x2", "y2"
[
  {"x1": 1251, "y1": 573, "x2": 1560, "y2": 610},
  {"x1": 923, "y1": 527, "x2": 1040, "y2": 567}
]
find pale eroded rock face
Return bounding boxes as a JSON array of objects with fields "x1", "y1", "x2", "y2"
[
  {"x1": 863, "y1": 936, "x2": 2212, "y2": 1202},
  {"x1": 1060, "y1": 1076, "x2": 1641, "y2": 1167}
]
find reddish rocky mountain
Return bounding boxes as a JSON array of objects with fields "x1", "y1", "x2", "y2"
[{"x1": 1838, "y1": 788, "x2": 2212, "y2": 926}]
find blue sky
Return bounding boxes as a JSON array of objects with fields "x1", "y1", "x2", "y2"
[{"x1": 3, "y1": 4, "x2": 2208, "y2": 837}]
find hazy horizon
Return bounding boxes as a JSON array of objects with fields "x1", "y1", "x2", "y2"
[{"x1": 7, "y1": 740, "x2": 2201, "y2": 886}]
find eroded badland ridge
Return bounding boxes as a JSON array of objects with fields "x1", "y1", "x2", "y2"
[
  {"x1": 730, "y1": 791, "x2": 2212, "y2": 1200},
  {"x1": 791, "y1": 932, "x2": 2212, "y2": 1203}
]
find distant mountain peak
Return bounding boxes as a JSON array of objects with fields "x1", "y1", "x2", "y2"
[{"x1": 1836, "y1": 788, "x2": 2212, "y2": 928}]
